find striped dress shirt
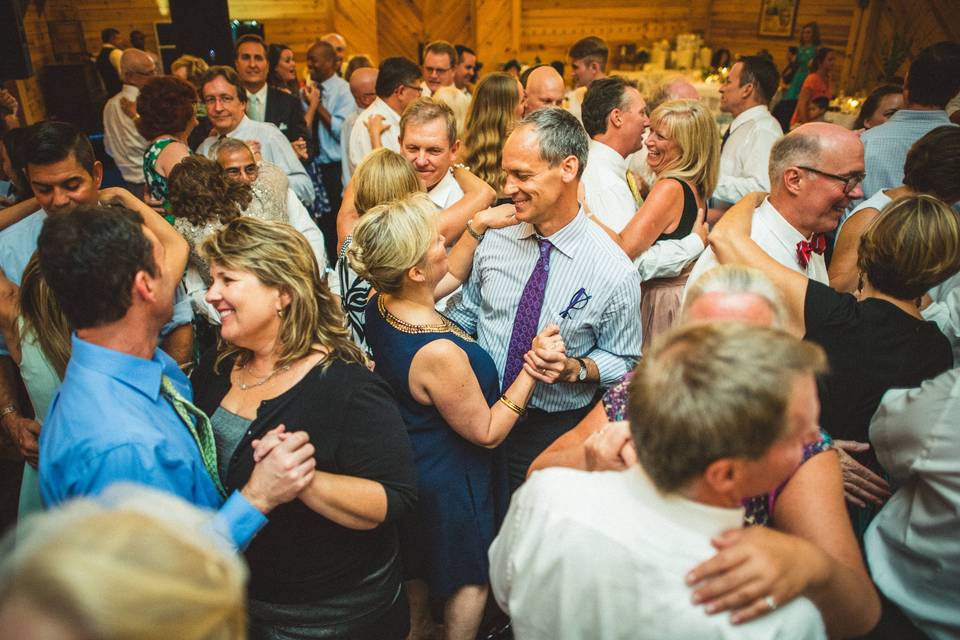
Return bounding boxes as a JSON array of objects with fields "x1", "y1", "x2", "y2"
[{"x1": 446, "y1": 210, "x2": 642, "y2": 412}]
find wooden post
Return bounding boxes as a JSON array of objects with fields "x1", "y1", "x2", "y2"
[{"x1": 511, "y1": 0, "x2": 520, "y2": 56}]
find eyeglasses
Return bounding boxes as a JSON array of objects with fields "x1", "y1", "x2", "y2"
[
  {"x1": 203, "y1": 94, "x2": 238, "y2": 106},
  {"x1": 796, "y1": 165, "x2": 865, "y2": 195},
  {"x1": 223, "y1": 164, "x2": 259, "y2": 179},
  {"x1": 424, "y1": 66, "x2": 451, "y2": 76}
]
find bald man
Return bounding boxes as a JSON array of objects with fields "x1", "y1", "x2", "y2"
[
  {"x1": 321, "y1": 33, "x2": 347, "y2": 75},
  {"x1": 103, "y1": 48, "x2": 155, "y2": 193},
  {"x1": 341, "y1": 67, "x2": 379, "y2": 182},
  {"x1": 686, "y1": 122, "x2": 866, "y2": 294},
  {"x1": 524, "y1": 65, "x2": 566, "y2": 114}
]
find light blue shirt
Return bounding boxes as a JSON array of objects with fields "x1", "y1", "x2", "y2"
[
  {"x1": 858, "y1": 110, "x2": 956, "y2": 203},
  {"x1": 313, "y1": 74, "x2": 354, "y2": 164},
  {"x1": 446, "y1": 210, "x2": 642, "y2": 412},
  {"x1": 0, "y1": 209, "x2": 192, "y2": 356},
  {"x1": 39, "y1": 335, "x2": 267, "y2": 548}
]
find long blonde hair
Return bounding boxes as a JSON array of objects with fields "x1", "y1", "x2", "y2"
[
  {"x1": 200, "y1": 217, "x2": 366, "y2": 372},
  {"x1": 464, "y1": 72, "x2": 521, "y2": 191},
  {"x1": 19, "y1": 254, "x2": 71, "y2": 379},
  {"x1": 353, "y1": 149, "x2": 422, "y2": 215},
  {"x1": 649, "y1": 99, "x2": 719, "y2": 199},
  {"x1": 0, "y1": 487, "x2": 247, "y2": 639}
]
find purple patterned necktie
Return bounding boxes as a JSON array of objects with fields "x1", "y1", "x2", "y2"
[{"x1": 502, "y1": 237, "x2": 553, "y2": 390}]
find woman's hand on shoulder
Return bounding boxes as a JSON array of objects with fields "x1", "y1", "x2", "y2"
[
  {"x1": 686, "y1": 526, "x2": 829, "y2": 624},
  {"x1": 472, "y1": 203, "x2": 518, "y2": 233}
]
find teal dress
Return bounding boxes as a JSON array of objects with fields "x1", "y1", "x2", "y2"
[
  {"x1": 143, "y1": 137, "x2": 180, "y2": 222},
  {"x1": 17, "y1": 318, "x2": 62, "y2": 519}
]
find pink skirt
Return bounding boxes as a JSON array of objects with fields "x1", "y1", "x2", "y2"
[{"x1": 640, "y1": 268, "x2": 691, "y2": 352}]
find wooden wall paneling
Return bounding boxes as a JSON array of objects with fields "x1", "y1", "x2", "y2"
[
  {"x1": 377, "y1": 0, "x2": 423, "y2": 61},
  {"x1": 17, "y1": 2, "x2": 57, "y2": 123},
  {"x1": 474, "y1": 0, "x2": 514, "y2": 71},
  {"x1": 421, "y1": 0, "x2": 473, "y2": 49},
  {"x1": 332, "y1": 0, "x2": 380, "y2": 61}
]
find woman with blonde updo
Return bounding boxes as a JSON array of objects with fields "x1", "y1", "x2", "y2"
[
  {"x1": 350, "y1": 193, "x2": 561, "y2": 640},
  {"x1": 0, "y1": 487, "x2": 246, "y2": 640},
  {"x1": 601, "y1": 98, "x2": 719, "y2": 348},
  {"x1": 462, "y1": 72, "x2": 525, "y2": 192},
  {"x1": 190, "y1": 217, "x2": 417, "y2": 640}
]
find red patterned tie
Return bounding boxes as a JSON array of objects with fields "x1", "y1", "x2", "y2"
[{"x1": 796, "y1": 233, "x2": 827, "y2": 269}]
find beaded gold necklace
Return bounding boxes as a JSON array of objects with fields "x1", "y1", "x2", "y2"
[{"x1": 378, "y1": 295, "x2": 474, "y2": 342}]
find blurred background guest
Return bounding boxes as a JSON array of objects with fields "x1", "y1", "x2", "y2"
[{"x1": 462, "y1": 72, "x2": 525, "y2": 193}]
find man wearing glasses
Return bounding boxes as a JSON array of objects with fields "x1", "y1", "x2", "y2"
[
  {"x1": 102, "y1": 48, "x2": 156, "y2": 196},
  {"x1": 347, "y1": 57, "x2": 423, "y2": 170},
  {"x1": 685, "y1": 122, "x2": 865, "y2": 293},
  {"x1": 421, "y1": 41, "x2": 457, "y2": 96},
  {"x1": 195, "y1": 66, "x2": 314, "y2": 208}
]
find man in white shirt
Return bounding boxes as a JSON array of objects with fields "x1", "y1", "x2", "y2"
[
  {"x1": 340, "y1": 67, "x2": 378, "y2": 183},
  {"x1": 580, "y1": 77, "x2": 705, "y2": 280},
  {"x1": 713, "y1": 56, "x2": 783, "y2": 212},
  {"x1": 866, "y1": 369, "x2": 960, "y2": 640},
  {"x1": 103, "y1": 48, "x2": 155, "y2": 195},
  {"x1": 490, "y1": 322, "x2": 828, "y2": 640},
  {"x1": 685, "y1": 123, "x2": 866, "y2": 294},
  {"x1": 422, "y1": 41, "x2": 457, "y2": 97},
  {"x1": 523, "y1": 65, "x2": 566, "y2": 115},
  {"x1": 565, "y1": 36, "x2": 608, "y2": 122},
  {"x1": 196, "y1": 66, "x2": 314, "y2": 208},
  {"x1": 453, "y1": 45, "x2": 477, "y2": 94},
  {"x1": 347, "y1": 57, "x2": 423, "y2": 174}
]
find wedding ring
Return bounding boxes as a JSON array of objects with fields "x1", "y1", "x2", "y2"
[{"x1": 764, "y1": 595, "x2": 777, "y2": 611}]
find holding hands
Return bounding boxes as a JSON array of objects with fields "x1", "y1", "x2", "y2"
[
  {"x1": 523, "y1": 324, "x2": 566, "y2": 384},
  {"x1": 242, "y1": 424, "x2": 317, "y2": 513}
]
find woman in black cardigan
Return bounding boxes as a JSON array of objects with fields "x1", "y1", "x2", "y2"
[{"x1": 191, "y1": 217, "x2": 417, "y2": 640}]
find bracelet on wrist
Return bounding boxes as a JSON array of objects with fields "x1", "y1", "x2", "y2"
[
  {"x1": 453, "y1": 163, "x2": 470, "y2": 171},
  {"x1": 466, "y1": 219, "x2": 485, "y2": 243},
  {"x1": 499, "y1": 394, "x2": 526, "y2": 416}
]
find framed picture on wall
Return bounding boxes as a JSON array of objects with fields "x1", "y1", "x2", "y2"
[{"x1": 757, "y1": 0, "x2": 799, "y2": 38}]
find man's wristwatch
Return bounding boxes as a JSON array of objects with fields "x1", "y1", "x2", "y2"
[{"x1": 575, "y1": 357, "x2": 588, "y2": 382}]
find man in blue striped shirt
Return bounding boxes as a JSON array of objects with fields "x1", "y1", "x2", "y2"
[{"x1": 447, "y1": 108, "x2": 642, "y2": 491}]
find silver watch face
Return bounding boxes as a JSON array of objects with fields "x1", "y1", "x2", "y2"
[{"x1": 578, "y1": 361, "x2": 587, "y2": 381}]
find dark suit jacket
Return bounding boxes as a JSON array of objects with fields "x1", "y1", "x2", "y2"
[{"x1": 264, "y1": 86, "x2": 310, "y2": 146}]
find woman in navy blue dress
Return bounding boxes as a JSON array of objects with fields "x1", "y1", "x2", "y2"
[{"x1": 350, "y1": 193, "x2": 564, "y2": 640}]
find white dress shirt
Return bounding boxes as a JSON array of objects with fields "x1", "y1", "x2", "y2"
[
  {"x1": 340, "y1": 108, "x2": 362, "y2": 183},
  {"x1": 923, "y1": 271, "x2": 960, "y2": 366},
  {"x1": 245, "y1": 83, "x2": 269, "y2": 122},
  {"x1": 714, "y1": 105, "x2": 782, "y2": 205},
  {"x1": 684, "y1": 197, "x2": 829, "y2": 297},
  {"x1": 490, "y1": 466, "x2": 827, "y2": 640},
  {"x1": 582, "y1": 140, "x2": 704, "y2": 281},
  {"x1": 347, "y1": 98, "x2": 402, "y2": 174},
  {"x1": 866, "y1": 369, "x2": 960, "y2": 640},
  {"x1": 427, "y1": 170, "x2": 464, "y2": 209},
  {"x1": 285, "y1": 188, "x2": 327, "y2": 267},
  {"x1": 197, "y1": 116, "x2": 314, "y2": 207},
  {"x1": 102, "y1": 84, "x2": 150, "y2": 183}
]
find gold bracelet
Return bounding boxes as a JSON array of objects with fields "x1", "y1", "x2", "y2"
[{"x1": 499, "y1": 394, "x2": 526, "y2": 416}]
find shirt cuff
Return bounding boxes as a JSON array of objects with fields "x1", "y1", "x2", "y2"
[
  {"x1": 211, "y1": 490, "x2": 268, "y2": 550},
  {"x1": 588, "y1": 349, "x2": 634, "y2": 386}
]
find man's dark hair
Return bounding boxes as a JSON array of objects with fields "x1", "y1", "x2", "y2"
[
  {"x1": 569, "y1": 36, "x2": 608, "y2": 69},
  {"x1": 811, "y1": 96, "x2": 830, "y2": 111},
  {"x1": 130, "y1": 30, "x2": 146, "y2": 50},
  {"x1": 904, "y1": 126, "x2": 960, "y2": 204},
  {"x1": 375, "y1": 57, "x2": 422, "y2": 98},
  {"x1": 234, "y1": 33, "x2": 267, "y2": 60},
  {"x1": 907, "y1": 41, "x2": 960, "y2": 109},
  {"x1": 737, "y1": 55, "x2": 779, "y2": 105},
  {"x1": 454, "y1": 44, "x2": 475, "y2": 63},
  {"x1": 550, "y1": 60, "x2": 565, "y2": 77},
  {"x1": 198, "y1": 65, "x2": 248, "y2": 103},
  {"x1": 424, "y1": 40, "x2": 457, "y2": 69},
  {"x1": 23, "y1": 121, "x2": 96, "y2": 177},
  {"x1": 581, "y1": 76, "x2": 638, "y2": 137},
  {"x1": 38, "y1": 206, "x2": 156, "y2": 330},
  {"x1": 101, "y1": 28, "x2": 120, "y2": 44}
]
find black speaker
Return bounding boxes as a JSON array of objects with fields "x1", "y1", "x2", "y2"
[
  {"x1": 168, "y1": 0, "x2": 234, "y2": 67},
  {"x1": 0, "y1": 0, "x2": 34, "y2": 79},
  {"x1": 40, "y1": 63, "x2": 106, "y2": 134}
]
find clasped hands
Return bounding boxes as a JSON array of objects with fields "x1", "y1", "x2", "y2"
[
  {"x1": 523, "y1": 324, "x2": 567, "y2": 384},
  {"x1": 241, "y1": 424, "x2": 317, "y2": 513}
]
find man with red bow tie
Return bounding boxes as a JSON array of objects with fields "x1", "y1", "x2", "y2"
[{"x1": 685, "y1": 122, "x2": 865, "y2": 295}]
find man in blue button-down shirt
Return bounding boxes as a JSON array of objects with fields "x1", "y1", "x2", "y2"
[
  {"x1": 36, "y1": 202, "x2": 316, "y2": 549},
  {"x1": 447, "y1": 108, "x2": 642, "y2": 491}
]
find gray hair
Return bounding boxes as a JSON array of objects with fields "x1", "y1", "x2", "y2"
[
  {"x1": 517, "y1": 107, "x2": 589, "y2": 177},
  {"x1": 681, "y1": 265, "x2": 786, "y2": 328},
  {"x1": 768, "y1": 130, "x2": 821, "y2": 188},
  {"x1": 210, "y1": 137, "x2": 257, "y2": 162}
]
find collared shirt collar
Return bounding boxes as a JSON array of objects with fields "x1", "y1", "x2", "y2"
[
  {"x1": 428, "y1": 170, "x2": 457, "y2": 203},
  {"x1": 626, "y1": 465, "x2": 745, "y2": 537},
  {"x1": 249, "y1": 83, "x2": 269, "y2": 104},
  {"x1": 320, "y1": 74, "x2": 341, "y2": 91},
  {"x1": 69, "y1": 333, "x2": 167, "y2": 402},
  {"x1": 758, "y1": 197, "x2": 810, "y2": 245},
  {"x1": 887, "y1": 108, "x2": 949, "y2": 123},
  {"x1": 729, "y1": 104, "x2": 771, "y2": 133},
  {"x1": 120, "y1": 84, "x2": 140, "y2": 99},
  {"x1": 220, "y1": 114, "x2": 249, "y2": 137},
  {"x1": 588, "y1": 139, "x2": 628, "y2": 170},
  {"x1": 517, "y1": 207, "x2": 589, "y2": 259}
]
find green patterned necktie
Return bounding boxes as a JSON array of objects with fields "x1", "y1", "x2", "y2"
[{"x1": 160, "y1": 375, "x2": 227, "y2": 498}]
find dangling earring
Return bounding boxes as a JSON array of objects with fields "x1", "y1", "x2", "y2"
[{"x1": 277, "y1": 307, "x2": 283, "y2": 318}]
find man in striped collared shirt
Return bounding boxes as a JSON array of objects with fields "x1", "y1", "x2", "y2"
[{"x1": 446, "y1": 108, "x2": 642, "y2": 492}]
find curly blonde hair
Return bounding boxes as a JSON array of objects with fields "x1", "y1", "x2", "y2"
[
  {"x1": 463, "y1": 72, "x2": 521, "y2": 191},
  {"x1": 201, "y1": 217, "x2": 366, "y2": 372}
]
